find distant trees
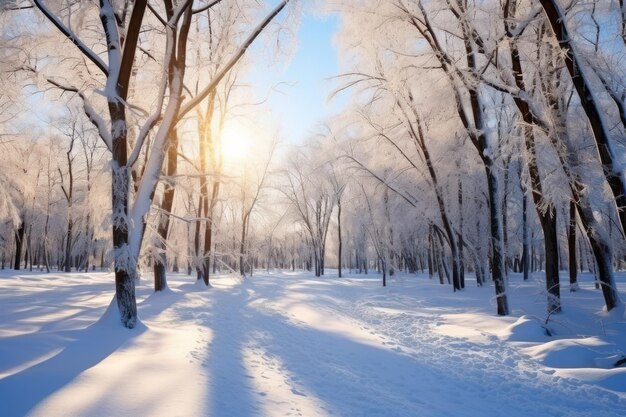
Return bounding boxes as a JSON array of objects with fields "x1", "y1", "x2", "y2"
[
  {"x1": 281, "y1": 147, "x2": 337, "y2": 277},
  {"x1": 0, "y1": 125, "x2": 109, "y2": 275}
]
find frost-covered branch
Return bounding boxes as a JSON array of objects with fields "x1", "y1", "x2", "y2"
[
  {"x1": 100, "y1": 0, "x2": 123, "y2": 102},
  {"x1": 192, "y1": 0, "x2": 226, "y2": 15},
  {"x1": 44, "y1": 77, "x2": 113, "y2": 150},
  {"x1": 33, "y1": 0, "x2": 109, "y2": 76}
]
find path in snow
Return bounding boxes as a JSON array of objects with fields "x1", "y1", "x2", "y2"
[{"x1": 0, "y1": 271, "x2": 625, "y2": 416}]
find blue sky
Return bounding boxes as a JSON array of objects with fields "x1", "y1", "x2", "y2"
[{"x1": 246, "y1": 10, "x2": 347, "y2": 144}]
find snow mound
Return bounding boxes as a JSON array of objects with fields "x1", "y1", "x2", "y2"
[
  {"x1": 93, "y1": 297, "x2": 146, "y2": 332},
  {"x1": 497, "y1": 315, "x2": 550, "y2": 342},
  {"x1": 522, "y1": 337, "x2": 624, "y2": 369}
]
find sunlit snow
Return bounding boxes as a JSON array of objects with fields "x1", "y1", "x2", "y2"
[{"x1": 1, "y1": 270, "x2": 625, "y2": 417}]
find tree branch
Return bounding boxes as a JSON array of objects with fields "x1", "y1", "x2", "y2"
[
  {"x1": 33, "y1": 0, "x2": 109, "y2": 76},
  {"x1": 178, "y1": 0, "x2": 290, "y2": 118}
]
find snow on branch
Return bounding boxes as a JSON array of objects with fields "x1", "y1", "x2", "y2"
[
  {"x1": 81, "y1": 93, "x2": 113, "y2": 151},
  {"x1": 32, "y1": 0, "x2": 109, "y2": 76},
  {"x1": 100, "y1": 0, "x2": 123, "y2": 101},
  {"x1": 127, "y1": 3, "x2": 178, "y2": 168},
  {"x1": 44, "y1": 77, "x2": 113, "y2": 151},
  {"x1": 192, "y1": 0, "x2": 226, "y2": 15}
]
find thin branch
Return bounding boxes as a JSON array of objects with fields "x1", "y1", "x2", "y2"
[
  {"x1": 178, "y1": 0, "x2": 290, "y2": 118},
  {"x1": 33, "y1": 0, "x2": 109, "y2": 76},
  {"x1": 45, "y1": 77, "x2": 113, "y2": 150},
  {"x1": 192, "y1": 0, "x2": 226, "y2": 14}
]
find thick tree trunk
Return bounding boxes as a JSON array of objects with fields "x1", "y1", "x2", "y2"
[
  {"x1": 539, "y1": 208, "x2": 561, "y2": 314},
  {"x1": 110, "y1": 103, "x2": 137, "y2": 328},
  {"x1": 576, "y1": 200, "x2": 621, "y2": 310}
]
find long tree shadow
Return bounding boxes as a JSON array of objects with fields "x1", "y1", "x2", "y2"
[
  {"x1": 242, "y1": 275, "x2": 624, "y2": 417},
  {"x1": 204, "y1": 285, "x2": 259, "y2": 417},
  {"x1": 0, "y1": 289, "x2": 185, "y2": 417},
  {"x1": 247, "y1": 306, "x2": 437, "y2": 416}
]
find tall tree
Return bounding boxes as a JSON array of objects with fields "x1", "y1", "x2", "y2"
[{"x1": 31, "y1": 0, "x2": 292, "y2": 327}]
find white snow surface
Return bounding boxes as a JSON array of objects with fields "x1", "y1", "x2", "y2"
[{"x1": 1, "y1": 269, "x2": 625, "y2": 417}]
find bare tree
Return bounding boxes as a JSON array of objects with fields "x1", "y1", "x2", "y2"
[{"x1": 30, "y1": 0, "x2": 292, "y2": 327}]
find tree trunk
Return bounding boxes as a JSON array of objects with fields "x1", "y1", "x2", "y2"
[
  {"x1": 110, "y1": 102, "x2": 137, "y2": 328},
  {"x1": 26, "y1": 225, "x2": 33, "y2": 271},
  {"x1": 337, "y1": 199, "x2": 342, "y2": 278},
  {"x1": 64, "y1": 216, "x2": 72, "y2": 273},
  {"x1": 539, "y1": 208, "x2": 561, "y2": 314},
  {"x1": 382, "y1": 259, "x2": 386, "y2": 287},
  {"x1": 568, "y1": 200, "x2": 578, "y2": 291},
  {"x1": 427, "y1": 225, "x2": 434, "y2": 279},
  {"x1": 485, "y1": 164, "x2": 509, "y2": 315},
  {"x1": 194, "y1": 197, "x2": 204, "y2": 281},
  {"x1": 239, "y1": 215, "x2": 247, "y2": 277},
  {"x1": 153, "y1": 129, "x2": 179, "y2": 292},
  {"x1": 13, "y1": 220, "x2": 25, "y2": 271}
]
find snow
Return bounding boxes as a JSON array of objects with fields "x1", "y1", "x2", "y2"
[{"x1": 1, "y1": 269, "x2": 626, "y2": 416}]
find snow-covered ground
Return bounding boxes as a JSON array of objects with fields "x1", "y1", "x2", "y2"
[{"x1": 1, "y1": 269, "x2": 625, "y2": 417}]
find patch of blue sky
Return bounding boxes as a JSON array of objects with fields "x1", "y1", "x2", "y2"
[{"x1": 244, "y1": 8, "x2": 347, "y2": 144}]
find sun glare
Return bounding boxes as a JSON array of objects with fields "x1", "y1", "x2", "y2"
[{"x1": 221, "y1": 125, "x2": 251, "y2": 163}]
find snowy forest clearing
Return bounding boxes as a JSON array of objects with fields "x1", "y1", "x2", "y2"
[{"x1": 1, "y1": 270, "x2": 625, "y2": 417}]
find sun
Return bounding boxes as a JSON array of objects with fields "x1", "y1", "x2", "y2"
[{"x1": 221, "y1": 124, "x2": 251, "y2": 162}]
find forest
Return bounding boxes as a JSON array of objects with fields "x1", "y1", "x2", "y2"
[{"x1": 1, "y1": 1, "x2": 626, "y2": 415}]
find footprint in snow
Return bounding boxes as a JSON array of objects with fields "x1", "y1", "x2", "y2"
[{"x1": 291, "y1": 388, "x2": 306, "y2": 396}]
